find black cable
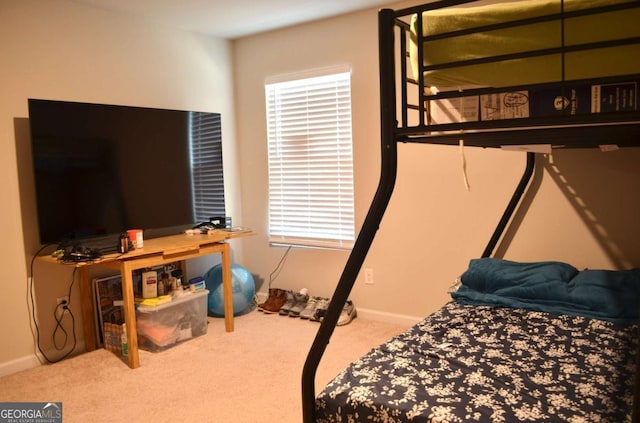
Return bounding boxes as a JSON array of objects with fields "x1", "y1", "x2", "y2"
[
  {"x1": 52, "y1": 303, "x2": 70, "y2": 350},
  {"x1": 29, "y1": 245, "x2": 78, "y2": 363},
  {"x1": 52, "y1": 268, "x2": 78, "y2": 353},
  {"x1": 29, "y1": 244, "x2": 52, "y2": 363},
  {"x1": 268, "y1": 246, "x2": 292, "y2": 290},
  {"x1": 51, "y1": 306, "x2": 77, "y2": 355}
]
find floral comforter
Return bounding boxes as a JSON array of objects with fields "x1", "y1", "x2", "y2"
[{"x1": 315, "y1": 302, "x2": 638, "y2": 422}]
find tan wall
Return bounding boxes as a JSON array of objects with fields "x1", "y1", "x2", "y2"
[
  {"x1": 0, "y1": 0, "x2": 239, "y2": 375},
  {"x1": 233, "y1": 1, "x2": 640, "y2": 320}
]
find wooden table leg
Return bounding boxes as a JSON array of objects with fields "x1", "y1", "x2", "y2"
[
  {"x1": 78, "y1": 266, "x2": 97, "y2": 351},
  {"x1": 220, "y1": 242, "x2": 234, "y2": 332},
  {"x1": 120, "y1": 262, "x2": 140, "y2": 369}
]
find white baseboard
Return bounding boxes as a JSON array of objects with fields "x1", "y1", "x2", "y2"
[
  {"x1": 255, "y1": 291, "x2": 268, "y2": 303},
  {"x1": 0, "y1": 338, "x2": 87, "y2": 378},
  {"x1": 355, "y1": 308, "x2": 422, "y2": 327},
  {"x1": 0, "y1": 354, "x2": 41, "y2": 378},
  {"x1": 254, "y1": 292, "x2": 421, "y2": 327}
]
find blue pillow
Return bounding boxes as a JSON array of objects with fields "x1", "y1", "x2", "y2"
[
  {"x1": 459, "y1": 258, "x2": 578, "y2": 292},
  {"x1": 452, "y1": 258, "x2": 640, "y2": 324},
  {"x1": 567, "y1": 269, "x2": 640, "y2": 324}
]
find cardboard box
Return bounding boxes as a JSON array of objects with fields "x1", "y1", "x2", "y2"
[
  {"x1": 429, "y1": 95, "x2": 480, "y2": 124},
  {"x1": 530, "y1": 81, "x2": 638, "y2": 116},
  {"x1": 480, "y1": 91, "x2": 530, "y2": 120},
  {"x1": 428, "y1": 91, "x2": 531, "y2": 123},
  {"x1": 426, "y1": 81, "x2": 637, "y2": 124}
]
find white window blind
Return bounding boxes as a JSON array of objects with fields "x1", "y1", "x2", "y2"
[
  {"x1": 190, "y1": 112, "x2": 225, "y2": 222},
  {"x1": 265, "y1": 67, "x2": 355, "y2": 250}
]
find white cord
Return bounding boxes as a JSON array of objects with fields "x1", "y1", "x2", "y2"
[{"x1": 459, "y1": 139, "x2": 471, "y2": 191}]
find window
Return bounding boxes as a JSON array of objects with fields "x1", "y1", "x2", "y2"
[
  {"x1": 265, "y1": 66, "x2": 355, "y2": 250},
  {"x1": 190, "y1": 112, "x2": 225, "y2": 222}
]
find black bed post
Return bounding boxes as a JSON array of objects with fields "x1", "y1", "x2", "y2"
[
  {"x1": 481, "y1": 152, "x2": 536, "y2": 258},
  {"x1": 301, "y1": 8, "x2": 399, "y2": 423}
]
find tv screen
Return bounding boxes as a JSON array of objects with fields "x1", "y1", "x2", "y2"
[{"x1": 28, "y1": 99, "x2": 224, "y2": 250}]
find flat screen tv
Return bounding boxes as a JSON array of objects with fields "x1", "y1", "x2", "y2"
[{"x1": 28, "y1": 98, "x2": 225, "y2": 251}]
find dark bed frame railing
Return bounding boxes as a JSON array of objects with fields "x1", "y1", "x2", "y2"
[{"x1": 302, "y1": 1, "x2": 640, "y2": 421}]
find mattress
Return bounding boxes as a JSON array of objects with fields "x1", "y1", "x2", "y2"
[
  {"x1": 315, "y1": 301, "x2": 638, "y2": 422},
  {"x1": 410, "y1": 0, "x2": 640, "y2": 89}
]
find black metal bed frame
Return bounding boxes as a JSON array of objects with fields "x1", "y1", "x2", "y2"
[{"x1": 302, "y1": 1, "x2": 640, "y2": 421}]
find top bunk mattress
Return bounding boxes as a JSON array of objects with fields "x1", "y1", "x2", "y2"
[{"x1": 410, "y1": 0, "x2": 640, "y2": 89}]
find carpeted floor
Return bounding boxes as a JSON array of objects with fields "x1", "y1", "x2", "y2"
[{"x1": 0, "y1": 310, "x2": 409, "y2": 422}]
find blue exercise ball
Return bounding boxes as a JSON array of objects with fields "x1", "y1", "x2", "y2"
[{"x1": 205, "y1": 263, "x2": 255, "y2": 317}]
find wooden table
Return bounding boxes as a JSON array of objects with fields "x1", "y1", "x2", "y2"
[{"x1": 39, "y1": 230, "x2": 254, "y2": 369}]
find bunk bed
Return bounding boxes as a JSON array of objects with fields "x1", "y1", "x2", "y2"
[{"x1": 302, "y1": 0, "x2": 640, "y2": 421}]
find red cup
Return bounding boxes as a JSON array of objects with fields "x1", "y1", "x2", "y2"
[{"x1": 126, "y1": 229, "x2": 143, "y2": 249}]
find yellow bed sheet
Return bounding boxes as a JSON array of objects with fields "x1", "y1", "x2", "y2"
[{"x1": 410, "y1": 0, "x2": 640, "y2": 88}]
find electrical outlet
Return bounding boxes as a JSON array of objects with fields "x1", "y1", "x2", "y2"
[
  {"x1": 364, "y1": 268, "x2": 374, "y2": 285},
  {"x1": 56, "y1": 296, "x2": 69, "y2": 319}
]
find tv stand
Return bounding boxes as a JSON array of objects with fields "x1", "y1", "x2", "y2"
[{"x1": 38, "y1": 231, "x2": 254, "y2": 369}]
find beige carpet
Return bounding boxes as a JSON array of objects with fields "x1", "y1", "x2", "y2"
[{"x1": 0, "y1": 310, "x2": 409, "y2": 422}]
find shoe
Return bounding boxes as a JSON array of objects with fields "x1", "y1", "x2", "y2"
[
  {"x1": 299, "y1": 296, "x2": 321, "y2": 320},
  {"x1": 337, "y1": 300, "x2": 356, "y2": 326},
  {"x1": 278, "y1": 290, "x2": 295, "y2": 315},
  {"x1": 311, "y1": 297, "x2": 330, "y2": 322},
  {"x1": 261, "y1": 289, "x2": 287, "y2": 314},
  {"x1": 258, "y1": 288, "x2": 278, "y2": 311},
  {"x1": 288, "y1": 289, "x2": 309, "y2": 317}
]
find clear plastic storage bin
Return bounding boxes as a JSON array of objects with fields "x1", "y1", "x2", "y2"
[{"x1": 135, "y1": 290, "x2": 209, "y2": 352}]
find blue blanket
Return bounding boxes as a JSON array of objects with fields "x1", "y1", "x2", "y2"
[{"x1": 452, "y1": 258, "x2": 640, "y2": 324}]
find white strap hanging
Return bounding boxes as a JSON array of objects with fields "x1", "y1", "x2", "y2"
[{"x1": 459, "y1": 139, "x2": 471, "y2": 191}]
